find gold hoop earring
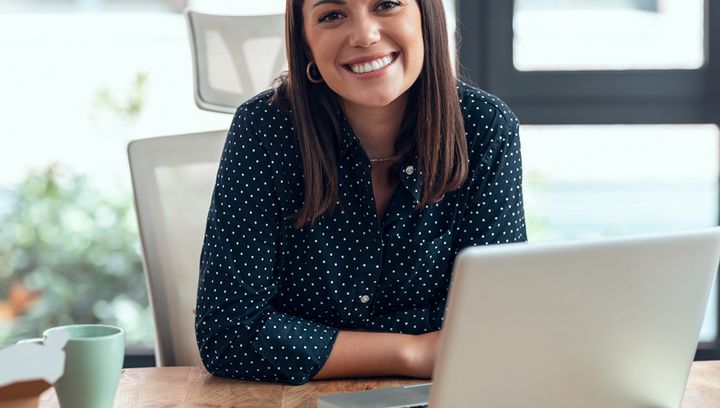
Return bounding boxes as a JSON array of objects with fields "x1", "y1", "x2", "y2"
[{"x1": 306, "y1": 61, "x2": 324, "y2": 84}]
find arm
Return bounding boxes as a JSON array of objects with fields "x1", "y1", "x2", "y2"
[
  {"x1": 314, "y1": 330, "x2": 441, "y2": 380},
  {"x1": 456, "y1": 106, "x2": 527, "y2": 247},
  {"x1": 195, "y1": 106, "x2": 339, "y2": 385},
  {"x1": 313, "y1": 330, "x2": 411, "y2": 379}
]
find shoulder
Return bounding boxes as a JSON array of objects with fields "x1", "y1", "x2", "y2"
[
  {"x1": 228, "y1": 89, "x2": 294, "y2": 150},
  {"x1": 454, "y1": 80, "x2": 521, "y2": 177},
  {"x1": 455, "y1": 80, "x2": 520, "y2": 157},
  {"x1": 456, "y1": 79, "x2": 519, "y2": 132}
]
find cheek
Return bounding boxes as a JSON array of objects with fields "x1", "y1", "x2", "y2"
[
  {"x1": 307, "y1": 33, "x2": 339, "y2": 69},
  {"x1": 409, "y1": 36, "x2": 424, "y2": 71},
  {"x1": 393, "y1": 8, "x2": 424, "y2": 68},
  {"x1": 318, "y1": 46, "x2": 339, "y2": 70},
  {"x1": 399, "y1": 24, "x2": 424, "y2": 75}
]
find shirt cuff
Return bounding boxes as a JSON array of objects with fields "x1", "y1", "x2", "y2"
[{"x1": 251, "y1": 311, "x2": 340, "y2": 385}]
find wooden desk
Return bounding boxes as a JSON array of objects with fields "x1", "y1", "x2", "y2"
[{"x1": 39, "y1": 362, "x2": 720, "y2": 407}]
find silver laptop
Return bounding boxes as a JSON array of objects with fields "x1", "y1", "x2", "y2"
[{"x1": 318, "y1": 228, "x2": 720, "y2": 408}]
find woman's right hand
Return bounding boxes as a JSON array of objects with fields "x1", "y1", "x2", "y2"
[{"x1": 402, "y1": 330, "x2": 443, "y2": 379}]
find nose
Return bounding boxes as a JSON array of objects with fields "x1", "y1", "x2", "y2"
[{"x1": 348, "y1": 15, "x2": 381, "y2": 48}]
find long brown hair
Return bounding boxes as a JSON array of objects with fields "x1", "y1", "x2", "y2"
[{"x1": 271, "y1": 0, "x2": 467, "y2": 229}]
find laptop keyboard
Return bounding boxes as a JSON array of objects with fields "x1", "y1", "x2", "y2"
[{"x1": 317, "y1": 382, "x2": 431, "y2": 408}]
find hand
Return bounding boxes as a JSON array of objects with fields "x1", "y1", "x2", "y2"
[{"x1": 402, "y1": 330, "x2": 442, "y2": 379}]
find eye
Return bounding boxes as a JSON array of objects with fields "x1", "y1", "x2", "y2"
[
  {"x1": 318, "y1": 11, "x2": 344, "y2": 23},
  {"x1": 376, "y1": 0, "x2": 402, "y2": 11}
]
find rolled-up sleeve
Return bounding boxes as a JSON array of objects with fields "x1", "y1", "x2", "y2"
[{"x1": 195, "y1": 107, "x2": 339, "y2": 385}]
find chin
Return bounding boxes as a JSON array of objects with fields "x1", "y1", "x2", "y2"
[{"x1": 351, "y1": 90, "x2": 403, "y2": 108}]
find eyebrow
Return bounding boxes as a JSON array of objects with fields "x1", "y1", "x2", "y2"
[{"x1": 312, "y1": 0, "x2": 346, "y2": 8}]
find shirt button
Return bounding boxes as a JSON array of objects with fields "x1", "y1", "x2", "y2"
[
  {"x1": 360, "y1": 295, "x2": 370, "y2": 304},
  {"x1": 404, "y1": 165, "x2": 414, "y2": 175}
]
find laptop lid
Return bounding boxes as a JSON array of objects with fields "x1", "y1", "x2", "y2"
[{"x1": 430, "y1": 228, "x2": 720, "y2": 408}]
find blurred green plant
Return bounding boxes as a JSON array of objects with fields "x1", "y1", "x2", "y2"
[
  {"x1": 94, "y1": 72, "x2": 149, "y2": 120},
  {"x1": 0, "y1": 70, "x2": 153, "y2": 346},
  {"x1": 0, "y1": 165, "x2": 152, "y2": 346}
]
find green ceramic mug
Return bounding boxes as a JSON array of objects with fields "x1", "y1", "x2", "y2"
[{"x1": 20, "y1": 324, "x2": 125, "y2": 408}]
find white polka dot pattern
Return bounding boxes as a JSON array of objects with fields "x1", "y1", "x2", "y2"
[{"x1": 195, "y1": 80, "x2": 527, "y2": 385}]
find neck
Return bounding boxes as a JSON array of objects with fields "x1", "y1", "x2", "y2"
[{"x1": 342, "y1": 94, "x2": 407, "y2": 160}]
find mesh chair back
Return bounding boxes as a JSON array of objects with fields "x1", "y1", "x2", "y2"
[
  {"x1": 128, "y1": 130, "x2": 226, "y2": 366},
  {"x1": 185, "y1": 10, "x2": 286, "y2": 113}
]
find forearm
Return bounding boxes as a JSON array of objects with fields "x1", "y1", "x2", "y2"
[{"x1": 312, "y1": 330, "x2": 414, "y2": 380}]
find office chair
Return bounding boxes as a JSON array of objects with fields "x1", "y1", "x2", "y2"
[
  {"x1": 185, "y1": 9, "x2": 287, "y2": 113},
  {"x1": 128, "y1": 130, "x2": 226, "y2": 366}
]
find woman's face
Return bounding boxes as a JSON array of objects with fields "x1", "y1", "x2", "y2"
[{"x1": 302, "y1": 0, "x2": 424, "y2": 108}]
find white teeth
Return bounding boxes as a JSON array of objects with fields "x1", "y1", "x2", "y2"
[{"x1": 349, "y1": 54, "x2": 394, "y2": 74}]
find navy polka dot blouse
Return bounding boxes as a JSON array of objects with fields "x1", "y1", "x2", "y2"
[{"x1": 195, "y1": 80, "x2": 527, "y2": 385}]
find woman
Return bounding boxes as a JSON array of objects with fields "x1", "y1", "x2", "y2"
[{"x1": 195, "y1": 0, "x2": 526, "y2": 385}]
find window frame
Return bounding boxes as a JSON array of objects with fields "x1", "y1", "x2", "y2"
[
  {"x1": 455, "y1": 0, "x2": 720, "y2": 359},
  {"x1": 457, "y1": 0, "x2": 720, "y2": 125}
]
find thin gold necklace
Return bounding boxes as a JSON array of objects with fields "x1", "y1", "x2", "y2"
[{"x1": 369, "y1": 157, "x2": 394, "y2": 163}]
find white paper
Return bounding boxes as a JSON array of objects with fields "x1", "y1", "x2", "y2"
[{"x1": 0, "y1": 331, "x2": 69, "y2": 387}]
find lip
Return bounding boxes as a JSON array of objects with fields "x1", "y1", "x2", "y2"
[{"x1": 340, "y1": 51, "x2": 397, "y2": 66}]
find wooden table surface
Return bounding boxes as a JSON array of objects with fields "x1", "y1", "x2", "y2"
[{"x1": 39, "y1": 361, "x2": 720, "y2": 407}]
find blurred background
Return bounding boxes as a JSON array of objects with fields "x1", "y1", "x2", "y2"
[{"x1": 1, "y1": 0, "x2": 719, "y2": 363}]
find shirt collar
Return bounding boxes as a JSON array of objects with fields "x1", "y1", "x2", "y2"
[{"x1": 337, "y1": 108, "x2": 421, "y2": 203}]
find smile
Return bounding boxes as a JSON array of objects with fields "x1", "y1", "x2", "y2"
[{"x1": 342, "y1": 52, "x2": 399, "y2": 75}]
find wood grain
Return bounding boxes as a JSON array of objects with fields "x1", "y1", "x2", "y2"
[{"x1": 38, "y1": 362, "x2": 720, "y2": 407}]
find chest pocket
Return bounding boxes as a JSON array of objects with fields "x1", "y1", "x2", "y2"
[
  {"x1": 383, "y1": 229, "x2": 455, "y2": 304},
  {"x1": 405, "y1": 230, "x2": 454, "y2": 275}
]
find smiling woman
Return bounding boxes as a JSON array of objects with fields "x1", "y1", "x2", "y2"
[
  {"x1": 280, "y1": 0, "x2": 466, "y2": 227},
  {"x1": 194, "y1": 0, "x2": 527, "y2": 385}
]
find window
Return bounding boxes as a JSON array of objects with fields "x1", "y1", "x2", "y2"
[
  {"x1": 523, "y1": 125, "x2": 718, "y2": 240},
  {"x1": 513, "y1": 0, "x2": 705, "y2": 71},
  {"x1": 1, "y1": 0, "x2": 176, "y2": 12}
]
